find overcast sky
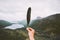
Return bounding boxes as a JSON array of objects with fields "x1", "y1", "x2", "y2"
[{"x1": 0, "y1": 0, "x2": 60, "y2": 23}]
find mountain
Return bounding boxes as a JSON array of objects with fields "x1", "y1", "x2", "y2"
[
  {"x1": 30, "y1": 13, "x2": 60, "y2": 40},
  {"x1": 0, "y1": 14, "x2": 60, "y2": 40},
  {"x1": 18, "y1": 20, "x2": 27, "y2": 27},
  {"x1": 0, "y1": 20, "x2": 12, "y2": 28}
]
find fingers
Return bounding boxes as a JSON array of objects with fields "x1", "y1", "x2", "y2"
[
  {"x1": 26, "y1": 28, "x2": 30, "y2": 32},
  {"x1": 26, "y1": 27, "x2": 35, "y2": 32}
]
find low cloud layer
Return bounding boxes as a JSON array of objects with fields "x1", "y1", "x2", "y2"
[{"x1": 0, "y1": 0, "x2": 60, "y2": 22}]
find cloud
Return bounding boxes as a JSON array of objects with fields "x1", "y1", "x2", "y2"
[
  {"x1": 0, "y1": 0, "x2": 59, "y2": 29},
  {"x1": 0, "y1": 0, "x2": 59, "y2": 22},
  {"x1": 5, "y1": 24, "x2": 24, "y2": 29}
]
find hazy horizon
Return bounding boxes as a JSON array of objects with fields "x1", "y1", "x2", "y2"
[
  {"x1": 0, "y1": 0, "x2": 60, "y2": 29},
  {"x1": 0, "y1": 0, "x2": 60, "y2": 23}
]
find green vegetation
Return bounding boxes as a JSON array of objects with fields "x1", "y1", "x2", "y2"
[
  {"x1": 0, "y1": 20, "x2": 12, "y2": 28},
  {"x1": 0, "y1": 14, "x2": 60, "y2": 40}
]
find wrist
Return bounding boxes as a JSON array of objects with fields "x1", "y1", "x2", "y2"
[{"x1": 29, "y1": 36, "x2": 35, "y2": 40}]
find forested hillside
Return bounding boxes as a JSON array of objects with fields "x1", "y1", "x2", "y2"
[{"x1": 0, "y1": 14, "x2": 60, "y2": 40}]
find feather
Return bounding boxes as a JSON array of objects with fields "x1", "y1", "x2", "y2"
[{"x1": 27, "y1": 7, "x2": 31, "y2": 26}]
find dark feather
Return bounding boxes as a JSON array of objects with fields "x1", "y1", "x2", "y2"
[{"x1": 27, "y1": 7, "x2": 31, "y2": 26}]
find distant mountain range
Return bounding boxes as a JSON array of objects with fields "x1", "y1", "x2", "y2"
[
  {"x1": 30, "y1": 13, "x2": 60, "y2": 40},
  {"x1": 0, "y1": 13, "x2": 60, "y2": 40},
  {"x1": 0, "y1": 20, "x2": 12, "y2": 28}
]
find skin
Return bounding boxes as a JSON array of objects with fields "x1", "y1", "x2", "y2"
[{"x1": 26, "y1": 27, "x2": 35, "y2": 40}]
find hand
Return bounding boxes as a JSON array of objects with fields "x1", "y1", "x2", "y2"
[{"x1": 26, "y1": 27, "x2": 35, "y2": 40}]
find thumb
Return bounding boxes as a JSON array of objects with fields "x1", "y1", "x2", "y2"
[{"x1": 26, "y1": 28, "x2": 30, "y2": 32}]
